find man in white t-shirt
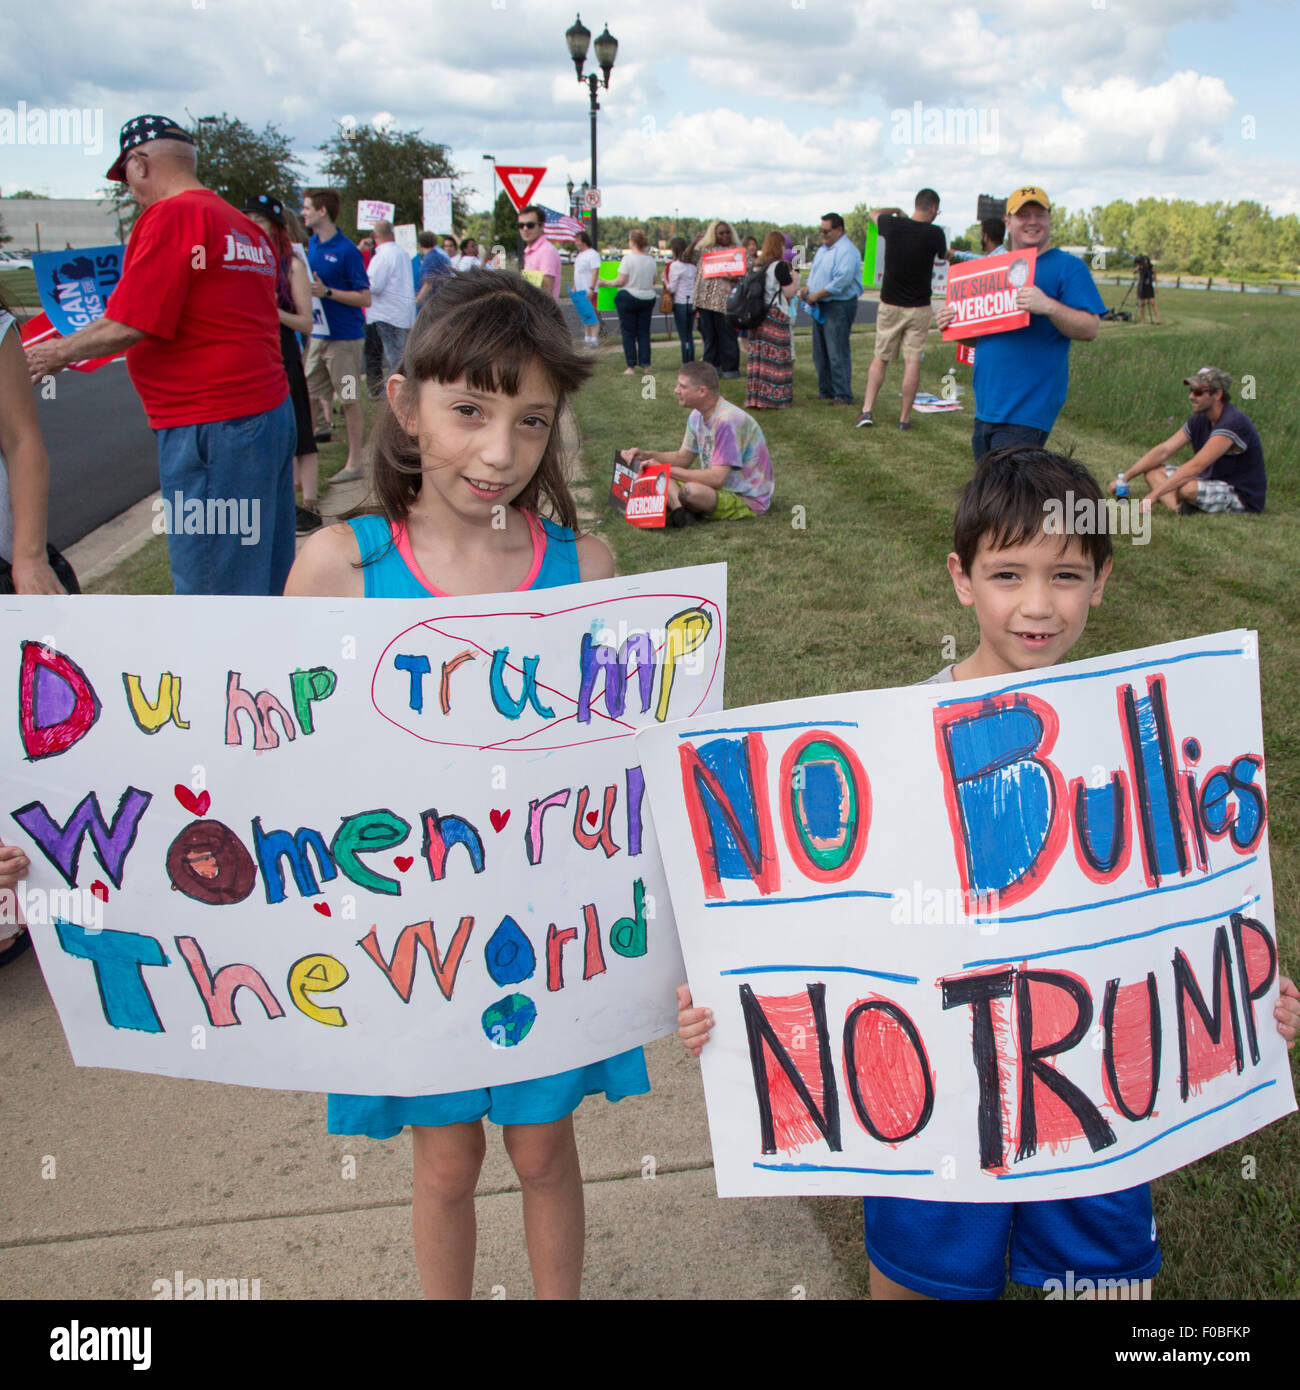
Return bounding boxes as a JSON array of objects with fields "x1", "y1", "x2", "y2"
[{"x1": 366, "y1": 220, "x2": 416, "y2": 377}]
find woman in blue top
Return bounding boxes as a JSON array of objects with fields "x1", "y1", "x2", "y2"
[{"x1": 286, "y1": 271, "x2": 648, "y2": 1298}]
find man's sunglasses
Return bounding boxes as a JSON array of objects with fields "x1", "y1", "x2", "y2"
[
  {"x1": 1188, "y1": 387, "x2": 1211, "y2": 396},
  {"x1": 517, "y1": 221, "x2": 539, "y2": 229}
]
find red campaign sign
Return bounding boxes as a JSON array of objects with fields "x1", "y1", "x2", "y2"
[
  {"x1": 623, "y1": 463, "x2": 671, "y2": 529},
  {"x1": 19, "y1": 311, "x2": 121, "y2": 372},
  {"x1": 701, "y1": 248, "x2": 746, "y2": 279},
  {"x1": 495, "y1": 165, "x2": 546, "y2": 213},
  {"x1": 942, "y1": 247, "x2": 1036, "y2": 341}
]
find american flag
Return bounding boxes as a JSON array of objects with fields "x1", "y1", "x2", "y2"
[{"x1": 539, "y1": 204, "x2": 584, "y2": 241}]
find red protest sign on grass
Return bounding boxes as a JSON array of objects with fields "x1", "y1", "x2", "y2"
[
  {"x1": 623, "y1": 464, "x2": 671, "y2": 528},
  {"x1": 942, "y1": 248, "x2": 1036, "y2": 341}
]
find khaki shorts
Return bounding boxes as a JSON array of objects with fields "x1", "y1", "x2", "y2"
[
  {"x1": 304, "y1": 337, "x2": 365, "y2": 401},
  {"x1": 874, "y1": 302, "x2": 933, "y2": 363}
]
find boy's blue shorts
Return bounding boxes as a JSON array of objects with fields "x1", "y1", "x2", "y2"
[{"x1": 864, "y1": 1187, "x2": 1161, "y2": 1300}]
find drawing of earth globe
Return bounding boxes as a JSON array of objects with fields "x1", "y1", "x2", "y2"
[
  {"x1": 1007, "y1": 257, "x2": 1030, "y2": 288},
  {"x1": 482, "y1": 992, "x2": 538, "y2": 1047}
]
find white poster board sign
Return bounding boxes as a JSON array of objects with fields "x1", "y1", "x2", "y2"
[
  {"x1": 4, "y1": 567, "x2": 726, "y2": 1094},
  {"x1": 356, "y1": 199, "x2": 395, "y2": 230},
  {"x1": 422, "y1": 178, "x2": 453, "y2": 236},
  {"x1": 392, "y1": 223, "x2": 418, "y2": 260},
  {"x1": 638, "y1": 632, "x2": 1294, "y2": 1201}
]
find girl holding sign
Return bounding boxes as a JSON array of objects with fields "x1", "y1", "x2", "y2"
[{"x1": 285, "y1": 271, "x2": 648, "y2": 1299}]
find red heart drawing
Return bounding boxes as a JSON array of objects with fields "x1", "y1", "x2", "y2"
[
  {"x1": 490, "y1": 809, "x2": 510, "y2": 832},
  {"x1": 174, "y1": 785, "x2": 211, "y2": 817},
  {"x1": 313, "y1": 902, "x2": 331, "y2": 917},
  {"x1": 90, "y1": 880, "x2": 109, "y2": 902},
  {"x1": 393, "y1": 855, "x2": 413, "y2": 872},
  {"x1": 586, "y1": 811, "x2": 599, "y2": 827}
]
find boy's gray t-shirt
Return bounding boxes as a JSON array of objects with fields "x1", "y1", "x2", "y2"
[{"x1": 924, "y1": 665, "x2": 956, "y2": 684}]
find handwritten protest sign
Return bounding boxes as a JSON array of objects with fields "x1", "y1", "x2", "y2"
[
  {"x1": 3, "y1": 567, "x2": 726, "y2": 1094},
  {"x1": 637, "y1": 632, "x2": 1294, "y2": 1201},
  {"x1": 356, "y1": 199, "x2": 396, "y2": 230},
  {"x1": 421, "y1": 178, "x2": 452, "y2": 236},
  {"x1": 942, "y1": 247, "x2": 1036, "y2": 340}
]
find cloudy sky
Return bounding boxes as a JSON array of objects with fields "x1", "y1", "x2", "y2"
[{"x1": 3, "y1": 0, "x2": 1296, "y2": 237}]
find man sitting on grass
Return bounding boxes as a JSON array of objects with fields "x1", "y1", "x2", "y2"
[
  {"x1": 620, "y1": 362, "x2": 773, "y2": 527},
  {"x1": 1113, "y1": 366, "x2": 1265, "y2": 515}
]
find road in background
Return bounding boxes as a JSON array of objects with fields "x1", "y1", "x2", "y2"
[{"x1": 35, "y1": 359, "x2": 157, "y2": 550}]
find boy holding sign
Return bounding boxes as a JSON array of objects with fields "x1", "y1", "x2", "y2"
[{"x1": 678, "y1": 446, "x2": 1299, "y2": 1299}]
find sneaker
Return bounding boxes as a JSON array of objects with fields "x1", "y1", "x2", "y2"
[
  {"x1": 898, "y1": 419, "x2": 913, "y2": 431},
  {"x1": 313, "y1": 429, "x2": 332, "y2": 444},
  {"x1": 855, "y1": 410, "x2": 874, "y2": 428},
  {"x1": 296, "y1": 504, "x2": 323, "y2": 533},
  {"x1": 668, "y1": 506, "x2": 695, "y2": 528},
  {"x1": 331, "y1": 466, "x2": 364, "y2": 484}
]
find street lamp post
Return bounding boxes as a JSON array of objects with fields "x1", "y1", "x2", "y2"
[{"x1": 564, "y1": 15, "x2": 617, "y2": 248}]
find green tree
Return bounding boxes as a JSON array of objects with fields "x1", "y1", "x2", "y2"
[
  {"x1": 844, "y1": 202, "x2": 871, "y2": 254},
  {"x1": 1097, "y1": 200, "x2": 1135, "y2": 258},
  {"x1": 191, "y1": 113, "x2": 304, "y2": 211},
  {"x1": 5, "y1": 190, "x2": 39, "y2": 199},
  {"x1": 0, "y1": 210, "x2": 9, "y2": 246},
  {"x1": 492, "y1": 190, "x2": 517, "y2": 257},
  {"x1": 317, "y1": 122, "x2": 466, "y2": 237}
]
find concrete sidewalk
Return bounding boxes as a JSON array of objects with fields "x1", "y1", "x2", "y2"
[
  {"x1": 4, "y1": 407, "x2": 856, "y2": 1302},
  {"x1": 0, "y1": 934, "x2": 851, "y2": 1300}
]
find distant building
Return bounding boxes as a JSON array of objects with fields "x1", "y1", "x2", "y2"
[{"x1": 1, "y1": 198, "x2": 127, "y2": 252}]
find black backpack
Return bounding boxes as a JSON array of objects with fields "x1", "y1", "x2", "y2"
[{"x1": 725, "y1": 265, "x2": 774, "y2": 330}]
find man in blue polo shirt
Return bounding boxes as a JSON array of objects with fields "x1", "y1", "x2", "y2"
[
  {"x1": 798, "y1": 211, "x2": 864, "y2": 405},
  {"x1": 302, "y1": 187, "x2": 371, "y2": 482},
  {"x1": 938, "y1": 185, "x2": 1105, "y2": 459},
  {"x1": 1114, "y1": 366, "x2": 1266, "y2": 514}
]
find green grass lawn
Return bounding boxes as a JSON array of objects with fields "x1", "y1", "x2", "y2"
[{"x1": 571, "y1": 286, "x2": 1300, "y2": 1300}]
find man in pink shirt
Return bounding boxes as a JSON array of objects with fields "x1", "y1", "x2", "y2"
[{"x1": 518, "y1": 205, "x2": 561, "y2": 300}]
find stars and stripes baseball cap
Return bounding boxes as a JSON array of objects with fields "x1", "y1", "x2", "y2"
[{"x1": 106, "y1": 114, "x2": 195, "y2": 182}]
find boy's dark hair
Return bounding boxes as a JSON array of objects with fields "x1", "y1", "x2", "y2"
[
  {"x1": 367, "y1": 270, "x2": 593, "y2": 533},
  {"x1": 981, "y1": 216, "x2": 1005, "y2": 247},
  {"x1": 518, "y1": 204, "x2": 543, "y2": 228},
  {"x1": 417, "y1": 231, "x2": 436, "y2": 249},
  {"x1": 303, "y1": 188, "x2": 340, "y2": 222},
  {"x1": 821, "y1": 211, "x2": 844, "y2": 230},
  {"x1": 915, "y1": 188, "x2": 940, "y2": 214},
  {"x1": 954, "y1": 447, "x2": 1113, "y2": 575}
]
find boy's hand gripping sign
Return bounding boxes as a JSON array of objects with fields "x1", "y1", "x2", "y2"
[
  {"x1": 942, "y1": 247, "x2": 1037, "y2": 340},
  {"x1": 637, "y1": 633, "x2": 1296, "y2": 1201},
  {"x1": 3, "y1": 567, "x2": 726, "y2": 1094}
]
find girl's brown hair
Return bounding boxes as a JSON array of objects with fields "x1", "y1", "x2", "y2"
[
  {"x1": 367, "y1": 269, "x2": 593, "y2": 532},
  {"x1": 628, "y1": 228, "x2": 648, "y2": 251}
]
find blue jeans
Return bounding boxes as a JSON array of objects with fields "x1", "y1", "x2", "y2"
[
  {"x1": 374, "y1": 320, "x2": 409, "y2": 374},
  {"x1": 971, "y1": 420, "x2": 1049, "y2": 461},
  {"x1": 155, "y1": 397, "x2": 296, "y2": 596},
  {"x1": 615, "y1": 290, "x2": 654, "y2": 367},
  {"x1": 673, "y1": 302, "x2": 696, "y2": 361},
  {"x1": 811, "y1": 297, "x2": 856, "y2": 400}
]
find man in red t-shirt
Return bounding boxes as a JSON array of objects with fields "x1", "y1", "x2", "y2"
[{"x1": 25, "y1": 113, "x2": 295, "y2": 596}]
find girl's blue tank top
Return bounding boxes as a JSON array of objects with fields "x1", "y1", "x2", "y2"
[{"x1": 347, "y1": 511, "x2": 579, "y2": 596}]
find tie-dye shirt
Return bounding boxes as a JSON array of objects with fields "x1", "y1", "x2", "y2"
[{"x1": 682, "y1": 396, "x2": 774, "y2": 514}]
